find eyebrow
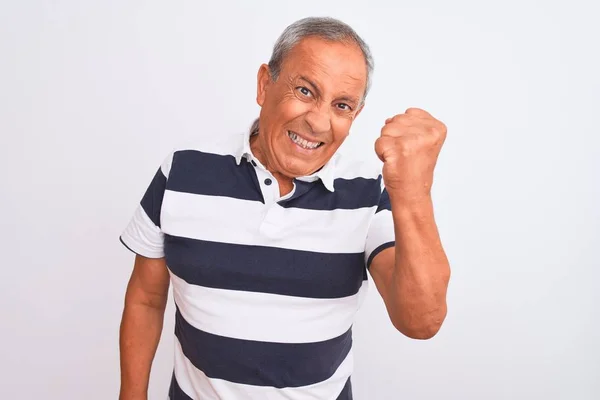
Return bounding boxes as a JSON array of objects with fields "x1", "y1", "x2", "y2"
[
  {"x1": 337, "y1": 94, "x2": 360, "y2": 106},
  {"x1": 299, "y1": 76, "x2": 360, "y2": 106},
  {"x1": 299, "y1": 76, "x2": 322, "y2": 99}
]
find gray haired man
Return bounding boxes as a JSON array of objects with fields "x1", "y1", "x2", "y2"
[{"x1": 119, "y1": 16, "x2": 450, "y2": 400}]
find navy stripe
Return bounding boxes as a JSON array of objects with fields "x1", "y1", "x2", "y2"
[
  {"x1": 337, "y1": 377, "x2": 353, "y2": 399},
  {"x1": 278, "y1": 177, "x2": 381, "y2": 211},
  {"x1": 167, "y1": 150, "x2": 264, "y2": 202},
  {"x1": 169, "y1": 372, "x2": 193, "y2": 400},
  {"x1": 167, "y1": 149, "x2": 382, "y2": 211},
  {"x1": 367, "y1": 241, "x2": 395, "y2": 268},
  {"x1": 376, "y1": 187, "x2": 391, "y2": 213},
  {"x1": 175, "y1": 308, "x2": 353, "y2": 388},
  {"x1": 165, "y1": 235, "x2": 366, "y2": 299},
  {"x1": 140, "y1": 167, "x2": 167, "y2": 227}
]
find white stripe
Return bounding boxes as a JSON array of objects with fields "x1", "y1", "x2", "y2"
[
  {"x1": 176, "y1": 134, "x2": 244, "y2": 158},
  {"x1": 173, "y1": 337, "x2": 353, "y2": 400},
  {"x1": 364, "y1": 209, "x2": 395, "y2": 263},
  {"x1": 121, "y1": 205, "x2": 164, "y2": 258},
  {"x1": 161, "y1": 191, "x2": 375, "y2": 254},
  {"x1": 160, "y1": 151, "x2": 175, "y2": 178},
  {"x1": 171, "y1": 272, "x2": 368, "y2": 343},
  {"x1": 334, "y1": 153, "x2": 382, "y2": 180}
]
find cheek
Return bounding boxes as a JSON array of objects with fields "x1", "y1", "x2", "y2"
[
  {"x1": 277, "y1": 98, "x2": 310, "y2": 121},
  {"x1": 331, "y1": 118, "x2": 353, "y2": 142}
]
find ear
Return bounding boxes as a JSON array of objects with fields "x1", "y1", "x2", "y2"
[{"x1": 256, "y1": 64, "x2": 272, "y2": 107}]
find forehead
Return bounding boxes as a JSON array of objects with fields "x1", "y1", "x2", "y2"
[{"x1": 280, "y1": 37, "x2": 367, "y2": 94}]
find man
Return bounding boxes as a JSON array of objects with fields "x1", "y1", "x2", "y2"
[{"x1": 119, "y1": 16, "x2": 450, "y2": 400}]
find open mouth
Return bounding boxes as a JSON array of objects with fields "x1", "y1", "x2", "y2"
[{"x1": 287, "y1": 131, "x2": 324, "y2": 150}]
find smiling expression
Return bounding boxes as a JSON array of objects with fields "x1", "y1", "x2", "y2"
[{"x1": 252, "y1": 36, "x2": 368, "y2": 182}]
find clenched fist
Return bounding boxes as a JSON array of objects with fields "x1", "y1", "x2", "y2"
[{"x1": 375, "y1": 108, "x2": 447, "y2": 203}]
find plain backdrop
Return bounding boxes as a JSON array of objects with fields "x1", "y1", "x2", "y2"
[{"x1": 1, "y1": 1, "x2": 598, "y2": 399}]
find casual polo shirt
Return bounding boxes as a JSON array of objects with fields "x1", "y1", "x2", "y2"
[{"x1": 120, "y1": 131, "x2": 395, "y2": 400}]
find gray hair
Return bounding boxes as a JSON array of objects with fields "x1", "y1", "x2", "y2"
[{"x1": 250, "y1": 17, "x2": 374, "y2": 136}]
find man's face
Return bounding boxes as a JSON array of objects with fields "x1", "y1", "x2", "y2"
[{"x1": 255, "y1": 36, "x2": 367, "y2": 178}]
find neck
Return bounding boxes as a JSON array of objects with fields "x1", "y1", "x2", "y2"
[{"x1": 250, "y1": 133, "x2": 295, "y2": 196}]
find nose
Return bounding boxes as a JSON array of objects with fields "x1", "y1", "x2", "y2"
[{"x1": 305, "y1": 104, "x2": 332, "y2": 135}]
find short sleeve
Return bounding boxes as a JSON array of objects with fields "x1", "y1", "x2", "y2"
[
  {"x1": 364, "y1": 177, "x2": 395, "y2": 268},
  {"x1": 119, "y1": 153, "x2": 173, "y2": 259}
]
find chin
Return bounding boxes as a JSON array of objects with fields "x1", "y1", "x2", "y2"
[{"x1": 280, "y1": 158, "x2": 324, "y2": 178}]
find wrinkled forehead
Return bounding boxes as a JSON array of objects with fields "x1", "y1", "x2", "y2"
[{"x1": 281, "y1": 37, "x2": 368, "y2": 96}]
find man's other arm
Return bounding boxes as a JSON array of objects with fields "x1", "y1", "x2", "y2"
[{"x1": 119, "y1": 255, "x2": 170, "y2": 400}]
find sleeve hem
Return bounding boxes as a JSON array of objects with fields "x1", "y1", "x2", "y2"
[
  {"x1": 366, "y1": 241, "x2": 395, "y2": 269},
  {"x1": 119, "y1": 235, "x2": 165, "y2": 259}
]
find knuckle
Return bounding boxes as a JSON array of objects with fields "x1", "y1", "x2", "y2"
[
  {"x1": 392, "y1": 114, "x2": 410, "y2": 123},
  {"x1": 405, "y1": 107, "x2": 427, "y2": 117},
  {"x1": 375, "y1": 135, "x2": 390, "y2": 147},
  {"x1": 381, "y1": 124, "x2": 399, "y2": 136},
  {"x1": 439, "y1": 123, "x2": 448, "y2": 138},
  {"x1": 428, "y1": 123, "x2": 446, "y2": 142}
]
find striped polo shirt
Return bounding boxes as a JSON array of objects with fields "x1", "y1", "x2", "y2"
[{"x1": 120, "y1": 131, "x2": 395, "y2": 400}]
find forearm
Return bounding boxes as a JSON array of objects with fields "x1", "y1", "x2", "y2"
[
  {"x1": 388, "y1": 194, "x2": 450, "y2": 338},
  {"x1": 119, "y1": 300, "x2": 166, "y2": 399}
]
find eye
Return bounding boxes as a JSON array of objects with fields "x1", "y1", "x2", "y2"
[
  {"x1": 296, "y1": 86, "x2": 313, "y2": 97},
  {"x1": 337, "y1": 103, "x2": 352, "y2": 111}
]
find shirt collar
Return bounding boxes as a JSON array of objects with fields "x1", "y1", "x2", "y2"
[{"x1": 234, "y1": 130, "x2": 337, "y2": 193}]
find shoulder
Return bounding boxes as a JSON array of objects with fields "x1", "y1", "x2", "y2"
[
  {"x1": 333, "y1": 150, "x2": 383, "y2": 181},
  {"x1": 331, "y1": 151, "x2": 385, "y2": 196},
  {"x1": 160, "y1": 133, "x2": 244, "y2": 178},
  {"x1": 171, "y1": 132, "x2": 243, "y2": 158}
]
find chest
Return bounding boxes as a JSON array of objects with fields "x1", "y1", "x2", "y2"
[{"x1": 159, "y1": 156, "x2": 379, "y2": 298}]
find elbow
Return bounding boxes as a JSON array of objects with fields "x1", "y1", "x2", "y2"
[
  {"x1": 398, "y1": 323, "x2": 442, "y2": 340},
  {"x1": 391, "y1": 306, "x2": 447, "y2": 340}
]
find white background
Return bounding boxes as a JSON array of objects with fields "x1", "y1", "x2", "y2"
[{"x1": 1, "y1": 1, "x2": 598, "y2": 399}]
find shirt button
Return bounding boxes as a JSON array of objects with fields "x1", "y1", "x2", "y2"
[{"x1": 264, "y1": 178, "x2": 272, "y2": 186}]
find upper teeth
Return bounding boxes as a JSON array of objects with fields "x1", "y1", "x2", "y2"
[{"x1": 288, "y1": 132, "x2": 321, "y2": 149}]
